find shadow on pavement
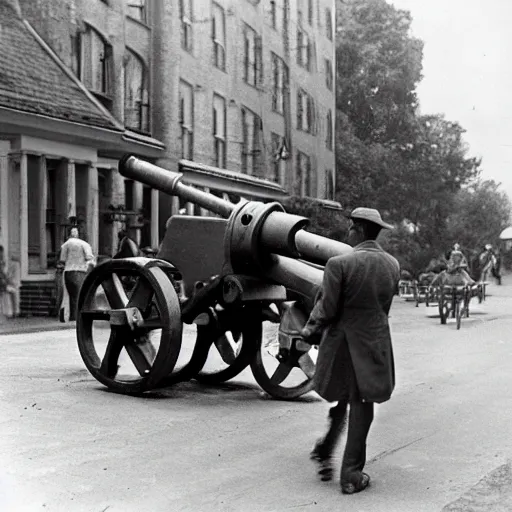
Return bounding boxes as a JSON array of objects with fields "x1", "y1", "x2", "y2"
[{"x1": 93, "y1": 379, "x2": 321, "y2": 404}]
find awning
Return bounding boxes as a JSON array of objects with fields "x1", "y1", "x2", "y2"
[{"x1": 178, "y1": 159, "x2": 290, "y2": 201}]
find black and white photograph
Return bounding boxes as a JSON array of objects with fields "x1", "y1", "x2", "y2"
[{"x1": 0, "y1": 0, "x2": 511, "y2": 510}]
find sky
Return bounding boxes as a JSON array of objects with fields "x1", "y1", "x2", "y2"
[{"x1": 387, "y1": 0, "x2": 512, "y2": 198}]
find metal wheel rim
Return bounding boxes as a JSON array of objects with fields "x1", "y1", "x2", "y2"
[{"x1": 76, "y1": 262, "x2": 182, "y2": 392}]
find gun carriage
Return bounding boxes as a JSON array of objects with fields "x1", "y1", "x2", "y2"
[{"x1": 76, "y1": 156, "x2": 351, "y2": 400}]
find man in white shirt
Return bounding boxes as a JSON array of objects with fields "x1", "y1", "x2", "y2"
[{"x1": 59, "y1": 227, "x2": 95, "y2": 321}]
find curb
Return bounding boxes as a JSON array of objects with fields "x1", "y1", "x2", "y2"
[{"x1": 0, "y1": 323, "x2": 76, "y2": 336}]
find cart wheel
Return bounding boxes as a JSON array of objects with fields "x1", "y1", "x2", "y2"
[
  {"x1": 250, "y1": 329, "x2": 317, "y2": 400},
  {"x1": 250, "y1": 300, "x2": 316, "y2": 401},
  {"x1": 193, "y1": 304, "x2": 262, "y2": 385},
  {"x1": 456, "y1": 300, "x2": 462, "y2": 330},
  {"x1": 439, "y1": 291, "x2": 448, "y2": 324},
  {"x1": 76, "y1": 259, "x2": 182, "y2": 394}
]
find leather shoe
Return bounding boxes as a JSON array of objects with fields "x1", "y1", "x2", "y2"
[
  {"x1": 310, "y1": 440, "x2": 333, "y2": 482},
  {"x1": 341, "y1": 472, "x2": 370, "y2": 494}
]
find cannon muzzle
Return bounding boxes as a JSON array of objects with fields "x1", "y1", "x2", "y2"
[{"x1": 119, "y1": 155, "x2": 234, "y2": 218}]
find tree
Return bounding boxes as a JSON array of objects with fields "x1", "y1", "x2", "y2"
[
  {"x1": 446, "y1": 180, "x2": 511, "y2": 267},
  {"x1": 336, "y1": 0, "x2": 423, "y2": 144}
]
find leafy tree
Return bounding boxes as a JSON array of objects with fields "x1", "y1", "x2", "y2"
[
  {"x1": 336, "y1": 0, "x2": 423, "y2": 144},
  {"x1": 334, "y1": 0, "x2": 501, "y2": 274},
  {"x1": 446, "y1": 180, "x2": 512, "y2": 271}
]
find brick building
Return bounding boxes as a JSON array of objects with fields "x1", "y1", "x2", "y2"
[
  {"x1": 155, "y1": 0, "x2": 336, "y2": 230},
  {"x1": 0, "y1": 0, "x2": 335, "y2": 315}
]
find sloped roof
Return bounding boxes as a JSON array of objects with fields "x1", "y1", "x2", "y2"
[{"x1": 0, "y1": 1, "x2": 119, "y2": 131}]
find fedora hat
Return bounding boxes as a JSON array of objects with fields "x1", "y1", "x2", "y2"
[{"x1": 349, "y1": 207, "x2": 394, "y2": 230}]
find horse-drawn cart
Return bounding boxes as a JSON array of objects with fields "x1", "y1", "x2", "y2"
[
  {"x1": 414, "y1": 283, "x2": 439, "y2": 307},
  {"x1": 437, "y1": 283, "x2": 486, "y2": 329}
]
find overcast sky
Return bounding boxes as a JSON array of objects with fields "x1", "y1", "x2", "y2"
[{"x1": 387, "y1": 0, "x2": 512, "y2": 198}]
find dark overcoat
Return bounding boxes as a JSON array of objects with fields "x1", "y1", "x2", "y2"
[{"x1": 301, "y1": 241, "x2": 400, "y2": 403}]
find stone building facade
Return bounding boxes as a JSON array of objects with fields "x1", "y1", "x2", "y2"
[{"x1": 0, "y1": 0, "x2": 335, "y2": 315}]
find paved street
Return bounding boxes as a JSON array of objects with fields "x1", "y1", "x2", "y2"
[{"x1": 2, "y1": 280, "x2": 512, "y2": 512}]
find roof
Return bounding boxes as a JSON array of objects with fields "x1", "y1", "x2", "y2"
[
  {"x1": 0, "y1": 1, "x2": 120, "y2": 131},
  {"x1": 178, "y1": 159, "x2": 290, "y2": 201}
]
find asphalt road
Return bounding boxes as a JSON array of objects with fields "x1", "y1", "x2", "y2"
[{"x1": 2, "y1": 280, "x2": 512, "y2": 512}]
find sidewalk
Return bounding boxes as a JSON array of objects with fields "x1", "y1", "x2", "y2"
[{"x1": 0, "y1": 316, "x2": 75, "y2": 336}]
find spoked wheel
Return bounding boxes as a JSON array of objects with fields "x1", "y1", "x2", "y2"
[
  {"x1": 455, "y1": 299, "x2": 462, "y2": 330},
  {"x1": 250, "y1": 301, "x2": 317, "y2": 400},
  {"x1": 76, "y1": 259, "x2": 182, "y2": 394},
  {"x1": 194, "y1": 304, "x2": 262, "y2": 385},
  {"x1": 439, "y1": 291, "x2": 446, "y2": 324},
  {"x1": 477, "y1": 284, "x2": 485, "y2": 303}
]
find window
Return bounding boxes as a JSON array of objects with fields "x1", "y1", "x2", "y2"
[
  {"x1": 125, "y1": 0, "x2": 147, "y2": 23},
  {"x1": 80, "y1": 25, "x2": 113, "y2": 97},
  {"x1": 271, "y1": 53, "x2": 288, "y2": 114},
  {"x1": 124, "y1": 50, "x2": 150, "y2": 133},
  {"x1": 325, "y1": 58, "x2": 333, "y2": 91},
  {"x1": 213, "y1": 94, "x2": 226, "y2": 167},
  {"x1": 241, "y1": 107, "x2": 262, "y2": 176},
  {"x1": 297, "y1": 88, "x2": 315, "y2": 133},
  {"x1": 180, "y1": 0, "x2": 193, "y2": 52},
  {"x1": 243, "y1": 25, "x2": 263, "y2": 87},
  {"x1": 296, "y1": 27, "x2": 311, "y2": 71},
  {"x1": 296, "y1": 151, "x2": 312, "y2": 197},
  {"x1": 326, "y1": 109, "x2": 333, "y2": 150},
  {"x1": 307, "y1": 0, "x2": 314, "y2": 25},
  {"x1": 179, "y1": 80, "x2": 194, "y2": 160},
  {"x1": 325, "y1": 169, "x2": 334, "y2": 200},
  {"x1": 212, "y1": 3, "x2": 226, "y2": 70},
  {"x1": 271, "y1": 132, "x2": 286, "y2": 186},
  {"x1": 325, "y1": 7, "x2": 333, "y2": 41}
]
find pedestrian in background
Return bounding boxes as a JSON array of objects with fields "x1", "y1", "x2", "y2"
[
  {"x1": 58, "y1": 227, "x2": 95, "y2": 321},
  {"x1": 113, "y1": 225, "x2": 140, "y2": 259},
  {"x1": 301, "y1": 207, "x2": 400, "y2": 495},
  {"x1": 4, "y1": 252, "x2": 21, "y2": 318}
]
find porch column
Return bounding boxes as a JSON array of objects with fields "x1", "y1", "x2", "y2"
[
  {"x1": 186, "y1": 184, "x2": 194, "y2": 216},
  {"x1": 0, "y1": 143, "x2": 8, "y2": 257},
  {"x1": 199, "y1": 188, "x2": 210, "y2": 217},
  {"x1": 151, "y1": 189, "x2": 159, "y2": 248},
  {"x1": 87, "y1": 164, "x2": 99, "y2": 255},
  {"x1": 66, "y1": 159, "x2": 76, "y2": 221},
  {"x1": 171, "y1": 196, "x2": 180, "y2": 216},
  {"x1": 133, "y1": 181, "x2": 143, "y2": 246},
  {"x1": 19, "y1": 152, "x2": 28, "y2": 278},
  {"x1": 38, "y1": 156, "x2": 47, "y2": 269},
  {"x1": 221, "y1": 193, "x2": 230, "y2": 219}
]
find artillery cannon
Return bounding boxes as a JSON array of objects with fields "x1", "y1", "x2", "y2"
[{"x1": 76, "y1": 156, "x2": 351, "y2": 400}]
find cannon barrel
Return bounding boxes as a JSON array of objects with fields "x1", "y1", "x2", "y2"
[
  {"x1": 119, "y1": 155, "x2": 351, "y2": 265},
  {"x1": 295, "y1": 230, "x2": 352, "y2": 265},
  {"x1": 119, "y1": 155, "x2": 234, "y2": 218}
]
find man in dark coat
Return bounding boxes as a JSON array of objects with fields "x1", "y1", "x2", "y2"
[{"x1": 301, "y1": 207, "x2": 400, "y2": 495}]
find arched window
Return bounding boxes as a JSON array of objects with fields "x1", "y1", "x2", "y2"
[
  {"x1": 80, "y1": 25, "x2": 112, "y2": 97},
  {"x1": 124, "y1": 50, "x2": 150, "y2": 133}
]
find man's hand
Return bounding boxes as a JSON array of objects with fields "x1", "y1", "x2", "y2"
[{"x1": 300, "y1": 327, "x2": 322, "y2": 347}]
